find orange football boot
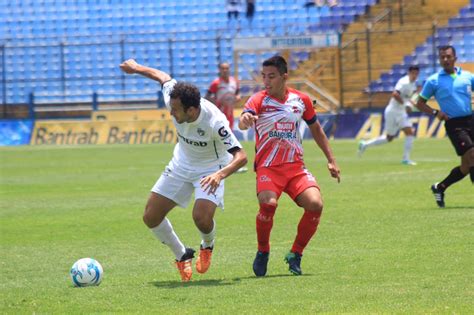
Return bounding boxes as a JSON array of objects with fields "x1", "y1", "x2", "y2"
[
  {"x1": 175, "y1": 248, "x2": 195, "y2": 282},
  {"x1": 196, "y1": 246, "x2": 213, "y2": 274}
]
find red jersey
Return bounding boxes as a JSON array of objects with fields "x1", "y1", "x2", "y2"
[
  {"x1": 207, "y1": 77, "x2": 240, "y2": 110},
  {"x1": 244, "y1": 88, "x2": 317, "y2": 169}
]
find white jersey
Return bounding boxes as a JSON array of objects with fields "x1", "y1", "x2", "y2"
[
  {"x1": 162, "y1": 79, "x2": 242, "y2": 172},
  {"x1": 386, "y1": 75, "x2": 417, "y2": 113}
]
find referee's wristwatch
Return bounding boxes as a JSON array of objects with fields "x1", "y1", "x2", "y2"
[{"x1": 432, "y1": 109, "x2": 439, "y2": 116}]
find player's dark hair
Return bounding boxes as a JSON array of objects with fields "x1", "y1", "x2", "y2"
[
  {"x1": 408, "y1": 65, "x2": 419, "y2": 72},
  {"x1": 262, "y1": 55, "x2": 288, "y2": 74},
  {"x1": 169, "y1": 82, "x2": 201, "y2": 111},
  {"x1": 438, "y1": 45, "x2": 456, "y2": 56},
  {"x1": 218, "y1": 62, "x2": 230, "y2": 68}
]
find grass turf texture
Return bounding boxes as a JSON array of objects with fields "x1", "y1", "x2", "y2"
[{"x1": 1, "y1": 138, "x2": 473, "y2": 313}]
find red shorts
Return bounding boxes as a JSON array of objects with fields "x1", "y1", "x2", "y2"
[
  {"x1": 219, "y1": 105, "x2": 234, "y2": 129},
  {"x1": 256, "y1": 162, "x2": 319, "y2": 200}
]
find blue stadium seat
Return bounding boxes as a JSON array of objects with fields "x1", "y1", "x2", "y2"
[
  {"x1": 367, "y1": 3, "x2": 474, "y2": 92},
  {"x1": 0, "y1": 0, "x2": 451, "y2": 103}
]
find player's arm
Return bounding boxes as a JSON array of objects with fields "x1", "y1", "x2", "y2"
[
  {"x1": 205, "y1": 81, "x2": 218, "y2": 104},
  {"x1": 205, "y1": 91, "x2": 215, "y2": 103},
  {"x1": 216, "y1": 148, "x2": 248, "y2": 179},
  {"x1": 200, "y1": 147, "x2": 247, "y2": 195},
  {"x1": 119, "y1": 59, "x2": 171, "y2": 84},
  {"x1": 415, "y1": 81, "x2": 449, "y2": 120},
  {"x1": 392, "y1": 90, "x2": 404, "y2": 104},
  {"x1": 239, "y1": 110, "x2": 258, "y2": 130},
  {"x1": 200, "y1": 133, "x2": 248, "y2": 195},
  {"x1": 239, "y1": 94, "x2": 260, "y2": 130},
  {"x1": 415, "y1": 96, "x2": 448, "y2": 120},
  {"x1": 307, "y1": 120, "x2": 340, "y2": 183},
  {"x1": 235, "y1": 84, "x2": 242, "y2": 101}
]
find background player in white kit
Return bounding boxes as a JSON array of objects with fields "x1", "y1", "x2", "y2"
[
  {"x1": 119, "y1": 59, "x2": 248, "y2": 282},
  {"x1": 358, "y1": 66, "x2": 420, "y2": 165}
]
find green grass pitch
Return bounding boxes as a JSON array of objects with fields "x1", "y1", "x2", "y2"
[{"x1": 1, "y1": 138, "x2": 473, "y2": 313}]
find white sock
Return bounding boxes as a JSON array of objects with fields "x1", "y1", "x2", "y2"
[
  {"x1": 403, "y1": 135, "x2": 415, "y2": 161},
  {"x1": 364, "y1": 135, "x2": 388, "y2": 148},
  {"x1": 200, "y1": 220, "x2": 216, "y2": 249},
  {"x1": 150, "y1": 218, "x2": 186, "y2": 260}
]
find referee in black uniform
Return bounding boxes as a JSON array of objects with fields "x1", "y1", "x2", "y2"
[{"x1": 416, "y1": 45, "x2": 473, "y2": 208}]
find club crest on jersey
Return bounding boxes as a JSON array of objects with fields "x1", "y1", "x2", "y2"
[
  {"x1": 197, "y1": 128, "x2": 205, "y2": 136},
  {"x1": 292, "y1": 106, "x2": 301, "y2": 113}
]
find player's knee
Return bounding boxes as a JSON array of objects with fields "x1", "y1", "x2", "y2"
[
  {"x1": 468, "y1": 148, "x2": 474, "y2": 165},
  {"x1": 259, "y1": 200, "x2": 277, "y2": 209},
  {"x1": 257, "y1": 203, "x2": 277, "y2": 222},
  {"x1": 257, "y1": 195, "x2": 278, "y2": 208},
  {"x1": 143, "y1": 208, "x2": 157, "y2": 228},
  {"x1": 305, "y1": 199, "x2": 323, "y2": 213},
  {"x1": 192, "y1": 212, "x2": 213, "y2": 230},
  {"x1": 404, "y1": 128, "x2": 414, "y2": 136}
]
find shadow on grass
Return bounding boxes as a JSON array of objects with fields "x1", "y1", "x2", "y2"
[
  {"x1": 232, "y1": 273, "x2": 313, "y2": 282},
  {"x1": 150, "y1": 273, "x2": 313, "y2": 288},
  {"x1": 445, "y1": 205, "x2": 474, "y2": 209},
  {"x1": 428, "y1": 205, "x2": 474, "y2": 210},
  {"x1": 150, "y1": 278, "x2": 235, "y2": 288}
]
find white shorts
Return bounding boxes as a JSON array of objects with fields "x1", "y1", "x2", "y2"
[
  {"x1": 384, "y1": 108, "x2": 412, "y2": 136},
  {"x1": 151, "y1": 164, "x2": 225, "y2": 209}
]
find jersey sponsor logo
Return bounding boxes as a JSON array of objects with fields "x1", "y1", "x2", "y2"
[
  {"x1": 274, "y1": 122, "x2": 295, "y2": 130},
  {"x1": 177, "y1": 132, "x2": 208, "y2": 147},
  {"x1": 218, "y1": 126, "x2": 230, "y2": 138},
  {"x1": 270, "y1": 122, "x2": 297, "y2": 139},
  {"x1": 262, "y1": 105, "x2": 279, "y2": 112},
  {"x1": 269, "y1": 130, "x2": 297, "y2": 140}
]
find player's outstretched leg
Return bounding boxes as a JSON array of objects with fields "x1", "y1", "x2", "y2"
[
  {"x1": 284, "y1": 251, "x2": 302, "y2": 275},
  {"x1": 430, "y1": 183, "x2": 445, "y2": 208},
  {"x1": 401, "y1": 135, "x2": 416, "y2": 165},
  {"x1": 431, "y1": 166, "x2": 468, "y2": 208},
  {"x1": 175, "y1": 248, "x2": 195, "y2": 282},
  {"x1": 359, "y1": 136, "x2": 389, "y2": 157},
  {"x1": 196, "y1": 245, "x2": 213, "y2": 274},
  {"x1": 253, "y1": 251, "x2": 269, "y2": 277},
  {"x1": 357, "y1": 140, "x2": 366, "y2": 157}
]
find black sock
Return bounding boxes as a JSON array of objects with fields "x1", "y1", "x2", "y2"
[
  {"x1": 470, "y1": 167, "x2": 474, "y2": 183},
  {"x1": 438, "y1": 166, "x2": 467, "y2": 191}
]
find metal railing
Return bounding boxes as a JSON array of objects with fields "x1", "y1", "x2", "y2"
[{"x1": 1, "y1": 0, "x2": 472, "y2": 117}]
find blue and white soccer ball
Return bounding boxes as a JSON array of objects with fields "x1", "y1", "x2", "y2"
[{"x1": 70, "y1": 258, "x2": 103, "y2": 287}]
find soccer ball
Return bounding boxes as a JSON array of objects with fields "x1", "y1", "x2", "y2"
[{"x1": 70, "y1": 258, "x2": 103, "y2": 287}]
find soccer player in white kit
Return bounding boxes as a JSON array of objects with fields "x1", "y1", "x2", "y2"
[
  {"x1": 358, "y1": 66, "x2": 420, "y2": 165},
  {"x1": 119, "y1": 59, "x2": 248, "y2": 282}
]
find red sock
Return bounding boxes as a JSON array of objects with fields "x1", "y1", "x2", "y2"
[
  {"x1": 291, "y1": 210, "x2": 322, "y2": 255},
  {"x1": 256, "y1": 203, "x2": 276, "y2": 253}
]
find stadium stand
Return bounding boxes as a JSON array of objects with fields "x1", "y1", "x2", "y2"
[
  {"x1": 368, "y1": 2, "x2": 474, "y2": 92},
  {"x1": 0, "y1": 0, "x2": 471, "y2": 115},
  {"x1": 0, "y1": 0, "x2": 376, "y2": 106}
]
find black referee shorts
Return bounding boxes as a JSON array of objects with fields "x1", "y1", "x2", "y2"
[{"x1": 445, "y1": 114, "x2": 474, "y2": 156}]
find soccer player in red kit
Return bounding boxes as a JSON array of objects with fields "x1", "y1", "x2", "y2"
[
  {"x1": 239, "y1": 56, "x2": 340, "y2": 276},
  {"x1": 206, "y1": 62, "x2": 241, "y2": 130}
]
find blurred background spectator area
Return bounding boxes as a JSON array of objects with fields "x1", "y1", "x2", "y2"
[{"x1": 0, "y1": 0, "x2": 472, "y2": 118}]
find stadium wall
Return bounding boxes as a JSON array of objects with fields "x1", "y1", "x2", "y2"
[{"x1": 0, "y1": 111, "x2": 445, "y2": 146}]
